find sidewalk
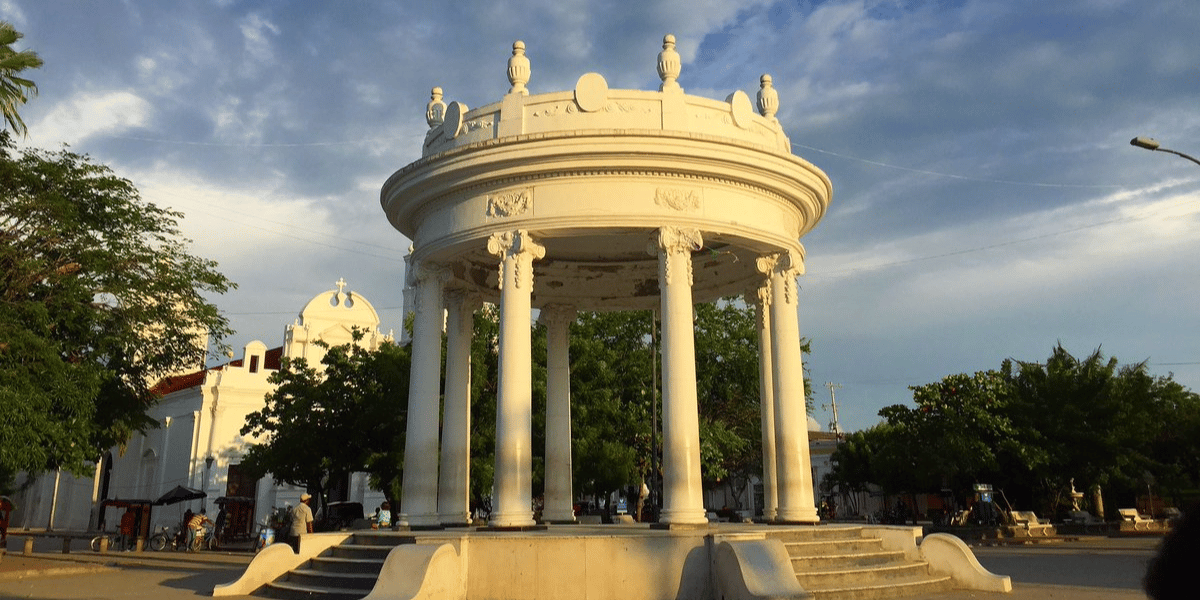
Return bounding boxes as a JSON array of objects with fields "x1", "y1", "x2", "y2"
[{"x1": 1, "y1": 535, "x2": 256, "y2": 600}]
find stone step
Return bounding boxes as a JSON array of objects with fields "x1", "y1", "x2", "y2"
[
  {"x1": 348, "y1": 532, "x2": 417, "y2": 547},
  {"x1": 309, "y1": 555, "x2": 387, "y2": 574},
  {"x1": 257, "y1": 579, "x2": 368, "y2": 600},
  {"x1": 783, "y1": 538, "x2": 885, "y2": 557},
  {"x1": 806, "y1": 573, "x2": 954, "y2": 600},
  {"x1": 795, "y1": 560, "x2": 932, "y2": 589},
  {"x1": 767, "y1": 526, "x2": 865, "y2": 543},
  {"x1": 286, "y1": 568, "x2": 380, "y2": 591},
  {"x1": 791, "y1": 549, "x2": 906, "y2": 570},
  {"x1": 329, "y1": 544, "x2": 394, "y2": 560}
]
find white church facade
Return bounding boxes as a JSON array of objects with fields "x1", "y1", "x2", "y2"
[{"x1": 10, "y1": 281, "x2": 392, "y2": 540}]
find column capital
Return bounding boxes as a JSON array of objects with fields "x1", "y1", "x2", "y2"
[
  {"x1": 445, "y1": 288, "x2": 481, "y2": 310},
  {"x1": 412, "y1": 260, "x2": 451, "y2": 284},
  {"x1": 648, "y1": 226, "x2": 702, "y2": 287},
  {"x1": 649, "y1": 226, "x2": 702, "y2": 256},
  {"x1": 745, "y1": 280, "x2": 771, "y2": 308},
  {"x1": 538, "y1": 304, "x2": 576, "y2": 329},
  {"x1": 755, "y1": 249, "x2": 804, "y2": 276},
  {"x1": 488, "y1": 230, "x2": 546, "y2": 291}
]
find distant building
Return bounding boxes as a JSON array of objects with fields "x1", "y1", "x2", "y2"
[{"x1": 11, "y1": 281, "x2": 393, "y2": 538}]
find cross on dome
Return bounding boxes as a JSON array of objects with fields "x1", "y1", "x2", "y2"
[{"x1": 335, "y1": 278, "x2": 347, "y2": 295}]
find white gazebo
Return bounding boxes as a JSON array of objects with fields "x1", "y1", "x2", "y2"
[{"x1": 381, "y1": 35, "x2": 831, "y2": 528}]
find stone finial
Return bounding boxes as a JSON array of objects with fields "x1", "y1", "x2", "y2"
[
  {"x1": 757, "y1": 74, "x2": 779, "y2": 123},
  {"x1": 426, "y1": 87, "x2": 446, "y2": 128},
  {"x1": 657, "y1": 34, "x2": 681, "y2": 91},
  {"x1": 508, "y1": 40, "x2": 531, "y2": 96}
]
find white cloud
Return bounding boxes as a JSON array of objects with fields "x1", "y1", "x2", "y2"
[
  {"x1": 1, "y1": 1, "x2": 28, "y2": 27},
  {"x1": 239, "y1": 12, "x2": 280, "y2": 70},
  {"x1": 28, "y1": 90, "x2": 153, "y2": 146}
]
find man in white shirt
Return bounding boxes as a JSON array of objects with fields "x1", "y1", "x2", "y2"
[{"x1": 289, "y1": 493, "x2": 314, "y2": 553}]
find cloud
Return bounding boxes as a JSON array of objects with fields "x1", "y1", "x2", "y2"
[{"x1": 28, "y1": 90, "x2": 153, "y2": 146}]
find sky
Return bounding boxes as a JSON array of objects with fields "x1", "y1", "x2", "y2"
[{"x1": 6, "y1": 0, "x2": 1199, "y2": 434}]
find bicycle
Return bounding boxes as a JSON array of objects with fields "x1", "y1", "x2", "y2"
[
  {"x1": 148, "y1": 525, "x2": 184, "y2": 551},
  {"x1": 89, "y1": 533, "x2": 130, "y2": 552},
  {"x1": 187, "y1": 524, "x2": 217, "y2": 552}
]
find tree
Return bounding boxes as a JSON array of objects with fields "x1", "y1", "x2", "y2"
[
  {"x1": 566, "y1": 310, "x2": 654, "y2": 506},
  {"x1": 0, "y1": 22, "x2": 42, "y2": 137},
  {"x1": 239, "y1": 335, "x2": 410, "y2": 515},
  {"x1": 0, "y1": 133, "x2": 234, "y2": 478},
  {"x1": 847, "y1": 343, "x2": 1200, "y2": 520},
  {"x1": 1004, "y1": 345, "x2": 1200, "y2": 516}
]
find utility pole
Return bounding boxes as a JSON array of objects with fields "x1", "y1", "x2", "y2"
[{"x1": 823, "y1": 382, "x2": 843, "y2": 438}]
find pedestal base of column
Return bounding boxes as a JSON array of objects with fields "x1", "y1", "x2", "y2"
[
  {"x1": 649, "y1": 521, "x2": 711, "y2": 530},
  {"x1": 438, "y1": 513, "x2": 470, "y2": 527},
  {"x1": 773, "y1": 508, "x2": 820, "y2": 524},
  {"x1": 488, "y1": 513, "x2": 537, "y2": 529},
  {"x1": 405, "y1": 513, "x2": 441, "y2": 528},
  {"x1": 540, "y1": 510, "x2": 577, "y2": 524},
  {"x1": 479, "y1": 524, "x2": 548, "y2": 532},
  {"x1": 657, "y1": 509, "x2": 709, "y2": 527}
]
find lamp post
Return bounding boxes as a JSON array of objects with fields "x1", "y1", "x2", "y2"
[
  {"x1": 1130, "y1": 137, "x2": 1200, "y2": 168},
  {"x1": 203, "y1": 456, "x2": 215, "y2": 511}
]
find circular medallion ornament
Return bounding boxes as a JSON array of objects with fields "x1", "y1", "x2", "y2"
[
  {"x1": 574, "y1": 72, "x2": 609, "y2": 113},
  {"x1": 728, "y1": 90, "x2": 755, "y2": 130},
  {"x1": 441, "y1": 101, "x2": 466, "y2": 139}
]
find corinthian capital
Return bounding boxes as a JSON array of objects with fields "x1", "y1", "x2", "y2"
[
  {"x1": 538, "y1": 304, "x2": 576, "y2": 329},
  {"x1": 488, "y1": 230, "x2": 546, "y2": 290},
  {"x1": 652, "y1": 226, "x2": 703, "y2": 256}
]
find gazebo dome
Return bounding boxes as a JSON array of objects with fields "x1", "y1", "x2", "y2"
[{"x1": 381, "y1": 39, "x2": 831, "y2": 311}]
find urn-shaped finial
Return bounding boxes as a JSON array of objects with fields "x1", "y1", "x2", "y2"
[
  {"x1": 508, "y1": 40, "x2": 531, "y2": 95},
  {"x1": 757, "y1": 74, "x2": 779, "y2": 123},
  {"x1": 426, "y1": 87, "x2": 446, "y2": 128},
  {"x1": 657, "y1": 34, "x2": 681, "y2": 91}
]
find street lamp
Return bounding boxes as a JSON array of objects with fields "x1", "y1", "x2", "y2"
[{"x1": 1130, "y1": 137, "x2": 1200, "y2": 168}]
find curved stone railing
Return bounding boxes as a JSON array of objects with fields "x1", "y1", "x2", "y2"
[{"x1": 422, "y1": 35, "x2": 792, "y2": 158}]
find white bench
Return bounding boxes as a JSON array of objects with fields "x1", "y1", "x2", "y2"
[
  {"x1": 1009, "y1": 511, "x2": 1054, "y2": 536},
  {"x1": 1118, "y1": 508, "x2": 1152, "y2": 530}
]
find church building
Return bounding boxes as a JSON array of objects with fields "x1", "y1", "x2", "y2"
[{"x1": 10, "y1": 281, "x2": 393, "y2": 540}]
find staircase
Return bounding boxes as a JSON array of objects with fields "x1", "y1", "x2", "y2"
[
  {"x1": 256, "y1": 532, "x2": 414, "y2": 600},
  {"x1": 769, "y1": 526, "x2": 953, "y2": 600}
]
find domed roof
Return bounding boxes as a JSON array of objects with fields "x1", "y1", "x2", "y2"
[{"x1": 297, "y1": 278, "x2": 381, "y2": 329}]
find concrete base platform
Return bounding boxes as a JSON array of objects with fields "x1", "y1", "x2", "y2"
[{"x1": 216, "y1": 523, "x2": 1010, "y2": 600}]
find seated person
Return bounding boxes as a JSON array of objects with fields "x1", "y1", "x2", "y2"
[{"x1": 375, "y1": 501, "x2": 392, "y2": 529}]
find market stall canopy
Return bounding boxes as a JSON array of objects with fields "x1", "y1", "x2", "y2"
[{"x1": 155, "y1": 485, "x2": 206, "y2": 506}]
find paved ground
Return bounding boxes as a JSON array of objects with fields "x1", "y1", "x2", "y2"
[{"x1": 0, "y1": 532, "x2": 1161, "y2": 599}]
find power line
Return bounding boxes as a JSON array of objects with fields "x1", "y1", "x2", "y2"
[{"x1": 793, "y1": 143, "x2": 1124, "y2": 189}]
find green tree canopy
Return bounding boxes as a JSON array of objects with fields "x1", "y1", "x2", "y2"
[
  {"x1": 826, "y1": 344, "x2": 1200, "y2": 518},
  {"x1": 239, "y1": 335, "x2": 410, "y2": 513},
  {"x1": 0, "y1": 22, "x2": 41, "y2": 137},
  {"x1": 0, "y1": 133, "x2": 234, "y2": 479}
]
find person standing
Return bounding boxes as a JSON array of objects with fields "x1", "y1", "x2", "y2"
[{"x1": 289, "y1": 493, "x2": 314, "y2": 553}]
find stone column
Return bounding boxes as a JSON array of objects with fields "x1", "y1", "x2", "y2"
[
  {"x1": 400, "y1": 262, "x2": 448, "y2": 527},
  {"x1": 487, "y1": 230, "x2": 545, "y2": 527},
  {"x1": 759, "y1": 252, "x2": 819, "y2": 523},
  {"x1": 747, "y1": 283, "x2": 779, "y2": 522},
  {"x1": 540, "y1": 304, "x2": 577, "y2": 523},
  {"x1": 651, "y1": 226, "x2": 707, "y2": 525},
  {"x1": 438, "y1": 290, "x2": 476, "y2": 526}
]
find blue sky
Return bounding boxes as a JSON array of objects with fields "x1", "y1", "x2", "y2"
[{"x1": 6, "y1": 0, "x2": 1199, "y2": 433}]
